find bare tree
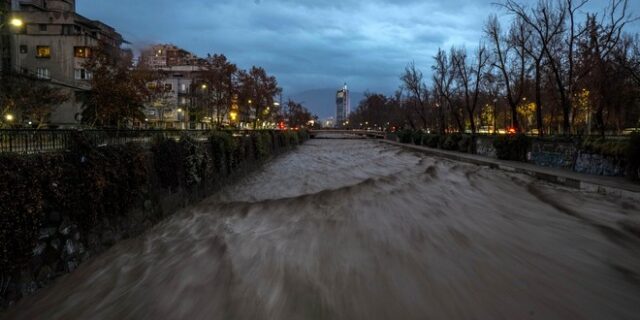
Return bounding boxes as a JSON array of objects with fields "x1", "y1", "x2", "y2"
[
  {"x1": 615, "y1": 34, "x2": 640, "y2": 86},
  {"x1": 452, "y1": 44, "x2": 489, "y2": 134},
  {"x1": 485, "y1": 15, "x2": 528, "y2": 132},
  {"x1": 502, "y1": 0, "x2": 567, "y2": 135},
  {"x1": 400, "y1": 62, "x2": 429, "y2": 129},
  {"x1": 433, "y1": 48, "x2": 464, "y2": 133},
  {"x1": 581, "y1": 0, "x2": 635, "y2": 134}
]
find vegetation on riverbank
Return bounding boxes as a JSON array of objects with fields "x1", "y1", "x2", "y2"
[{"x1": 394, "y1": 129, "x2": 639, "y2": 180}]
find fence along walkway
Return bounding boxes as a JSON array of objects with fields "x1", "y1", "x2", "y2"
[{"x1": 0, "y1": 129, "x2": 248, "y2": 154}]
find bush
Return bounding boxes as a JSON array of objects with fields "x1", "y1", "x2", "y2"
[
  {"x1": 287, "y1": 130, "x2": 300, "y2": 146},
  {"x1": 180, "y1": 134, "x2": 209, "y2": 188},
  {"x1": 441, "y1": 134, "x2": 462, "y2": 151},
  {"x1": 397, "y1": 129, "x2": 414, "y2": 143},
  {"x1": 0, "y1": 134, "x2": 152, "y2": 274},
  {"x1": 493, "y1": 134, "x2": 531, "y2": 161},
  {"x1": 626, "y1": 133, "x2": 640, "y2": 181},
  {"x1": 151, "y1": 136, "x2": 183, "y2": 191},
  {"x1": 581, "y1": 137, "x2": 629, "y2": 159},
  {"x1": 297, "y1": 129, "x2": 310, "y2": 142},
  {"x1": 458, "y1": 135, "x2": 474, "y2": 153},
  {"x1": 251, "y1": 131, "x2": 272, "y2": 160},
  {"x1": 0, "y1": 154, "x2": 46, "y2": 274},
  {"x1": 423, "y1": 134, "x2": 440, "y2": 148},
  {"x1": 209, "y1": 131, "x2": 234, "y2": 176},
  {"x1": 412, "y1": 131, "x2": 424, "y2": 145}
]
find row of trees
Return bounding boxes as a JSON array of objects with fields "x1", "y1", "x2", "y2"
[{"x1": 351, "y1": 0, "x2": 640, "y2": 136}]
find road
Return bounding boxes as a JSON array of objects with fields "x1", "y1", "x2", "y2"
[{"x1": 6, "y1": 138, "x2": 640, "y2": 319}]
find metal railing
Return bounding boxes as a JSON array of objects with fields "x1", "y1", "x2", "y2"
[
  {"x1": 0, "y1": 129, "x2": 259, "y2": 154},
  {"x1": 309, "y1": 129, "x2": 386, "y2": 138}
]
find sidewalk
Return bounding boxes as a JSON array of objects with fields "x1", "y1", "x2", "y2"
[{"x1": 380, "y1": 139, "x2": 640, "y2": 200}]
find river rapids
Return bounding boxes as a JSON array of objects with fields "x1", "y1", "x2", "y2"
[{"x1": 6, "y1": 138, "x2": 640, "y2": 320}]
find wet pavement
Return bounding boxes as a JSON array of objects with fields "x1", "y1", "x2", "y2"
[{"x1": 6, "y1": 139, "x2": 640, "y2": 319}]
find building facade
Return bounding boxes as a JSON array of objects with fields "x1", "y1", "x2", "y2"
[
  {"x1": 139, "y1": 44, "x2": 199, "y2": 69},
  {"x1": 139, "y1": 45, "x2": 244, "y2": 129},
  {"x1": 0, "y1": 0, "x2": 124, "y2": 127},
  {"x1": 336, "y1": 83, "x2": 350, "y2": 127}
]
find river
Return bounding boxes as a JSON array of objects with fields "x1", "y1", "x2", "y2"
[{"x1": 6, "y1": 138, "x2": 640, "y2": 319}]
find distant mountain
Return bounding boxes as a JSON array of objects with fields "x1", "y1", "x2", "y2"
[{"x1": 288, "y1": 88, "x2": 365, "y2": 119}]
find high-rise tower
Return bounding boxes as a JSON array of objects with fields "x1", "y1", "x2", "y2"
[{"x1": 336, "y1": 83, "x2": 350, "y2": 127}]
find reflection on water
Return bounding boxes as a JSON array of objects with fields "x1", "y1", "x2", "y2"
[{"x1": 6, "y1": 139, "x2": 640, "y2": 319}]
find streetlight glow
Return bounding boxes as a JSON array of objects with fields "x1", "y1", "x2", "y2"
[
  {"x1": 10, "y1": 18, "x2": 24, "y2": 27},
  {"x1": 177, "y1": 108, "x2": 183, "y2": 113},
  {"x1": 5, "y1": 114, "x2": 14, "y2": 122}
]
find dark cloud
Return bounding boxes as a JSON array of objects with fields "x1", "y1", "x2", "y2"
[{"x1": 78, "y1": 0, "x2": 637, "y2": 98}]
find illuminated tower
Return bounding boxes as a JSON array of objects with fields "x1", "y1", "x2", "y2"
[{"x1": 336, "y1": 83, "x2": 350, "y2": 127}]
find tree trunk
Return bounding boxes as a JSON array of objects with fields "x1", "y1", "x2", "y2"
[
  {"x1": 467, "y1": 107, "x2": 476, "y2": 134},
  {"x1": 535, "y1": 62, "x2": 544, "y2": 137},
  {"x1": 509, "y1": 100, "x2": 520, "y2": 132}
]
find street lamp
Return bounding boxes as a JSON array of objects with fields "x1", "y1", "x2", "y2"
[
  {"x1": 492, "y1": 98, "x2": 498, "y2": 135},
  {"x1": 9, "y1": 18, "x2": 23, "y2": 28},
  {"x1": 176, "y1": 108, "x2": 185, "y2": 129},
  {"x1": 4, "y1": 114, "x2": 14, "y2": 122}
]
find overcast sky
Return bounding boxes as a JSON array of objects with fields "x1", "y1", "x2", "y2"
[{"x1": 78, "y1": 0, "x2": 638, "y2": 97}]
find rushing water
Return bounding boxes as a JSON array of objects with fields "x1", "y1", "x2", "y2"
[{"x1": 6, "y1": 138, "x2": 640, "y2": 320}]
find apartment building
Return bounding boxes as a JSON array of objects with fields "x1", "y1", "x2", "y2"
[
  {"x1": 0, "y1": 0, "x2": 124, "y2": 126},
  {"x1": 139, "y1": 45, "x2": 244, "y2": 129}
]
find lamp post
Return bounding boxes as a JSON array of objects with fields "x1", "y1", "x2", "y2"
[
  {"x1": 1, "y1": 9, "x2": 24, "y2": 76},
  {"x1": 493, "y1": 98, "x2": 498, "y2": 135},
  {"x1": 200, "y1": 83, "x2": 208, "y2": 129},
  {"x1": 3, "y1": 113, "x2": 14, "y2": 127},
  {"x1": 177, "y1": 108, "x2": 184, "y2": 129},
  {"x1": 9, "y1": 18, "x2": 23, "y2": 28},
  {"x1": 435, "y1": 103, "x2": 443, "y2": 134}
]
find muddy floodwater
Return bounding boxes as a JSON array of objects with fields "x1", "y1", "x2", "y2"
[{"x1": 6, "y1": 138, "x2": 640, "y2": 320}]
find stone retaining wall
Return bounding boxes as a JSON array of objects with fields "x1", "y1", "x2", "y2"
[{"x1": 475, "y1": 136, "x2": 627, "y2": 176}]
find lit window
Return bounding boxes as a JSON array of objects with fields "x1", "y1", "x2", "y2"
[
  {"x1": 74, "y1": 47, "x2": 91, "y2": 58},
  {"x1": 36, "y1": 68, "x2": 50, "y2": 79},
  {"x1": 36, "y1": 46, "x2": 51, "y2": 58}
]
